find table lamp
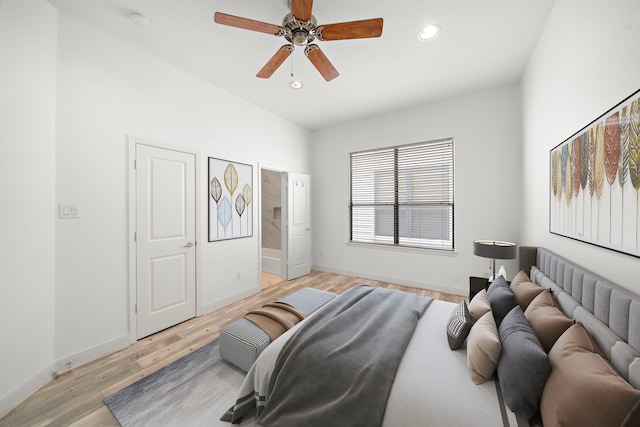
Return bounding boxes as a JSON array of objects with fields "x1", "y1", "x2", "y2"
[{"x1": 473, "y1": 240, "x2": 517, "y2": 281}]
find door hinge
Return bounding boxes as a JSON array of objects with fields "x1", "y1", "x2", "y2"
[
  {"x1": 135, "y1": 304, "x2": 137, "y2": 314},
  {"x1": 134, "y1": 160, "x2": 136, "y2": 169},
  {"x1": 134, "y1": 232, "x2": 137, "y2": 242}
]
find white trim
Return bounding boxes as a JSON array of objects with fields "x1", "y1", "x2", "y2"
[
  {"x1": 311, "y1": 264, "x2": 465, "y2": 297},
  {"x1": 257, "y1": 162, "x2": 263, "y2": 281},
  {"x1": 345, "y1": 241, "x2": 458, "y2": 257},
  {"x1": 200, "y1": 285, "x2": 261, "y2": 314},
  {"x1": 0, "y1": 364, "x2": 55, "y2": 418},
  {"x1": 127, "y1": 135, "x2": 201, "y2": 342},
  {"x1": 0, "y1": 338, "x2": 127, "y2": 415},
  {"x1": 54, "y1": 334, "x2": 130, "y2": 372},
  {"x1": 127, "y1": 139, "x2": 137, "y2": 343}
]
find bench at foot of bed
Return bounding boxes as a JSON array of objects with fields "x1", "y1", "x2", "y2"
[{"x1": 219, "y1": 287, "x2": 336, "y2": 372}]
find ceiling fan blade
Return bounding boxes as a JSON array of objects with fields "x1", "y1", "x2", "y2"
[
  {"x1": 316, "y1": 18, "x2": 383, "y2": 41},
  {"x1": 291, "y1": 0, "x2": 314, "y2": 22},
  {"x1": 304, "y1": 44, "x2": 339, "y2": 81},
  {"x1": 214, "y1": 12, "x2": 284, "y2": 36},
  {"x1": 257, "y1": 45, "x2": 295, "y2": 79}
]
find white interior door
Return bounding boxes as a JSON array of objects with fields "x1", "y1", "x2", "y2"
[
  {"x1": 136, "y1": 143, "x2": 196, "y2": 339},
  {"x1": 286, "y1": 173, "x2": 311, "y2": 280}
]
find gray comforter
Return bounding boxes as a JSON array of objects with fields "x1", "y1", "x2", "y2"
[{"x1": 223, "y1": 284, "x2": 432, "y2": 426}]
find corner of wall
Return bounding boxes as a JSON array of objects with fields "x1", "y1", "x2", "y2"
[{"x1": 0, "y1": 363, "x2": 55, "y2": 419}]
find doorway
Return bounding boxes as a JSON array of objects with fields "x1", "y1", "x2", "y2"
[
  {"x1": 260, "y1": 168, "x2": 312, "y2": 286},
  {"x1": 261, "y1": 169, "x2": 284, "y2": 288}
]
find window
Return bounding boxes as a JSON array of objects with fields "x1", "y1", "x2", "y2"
[{"x1": 349, "y1": 138, "x2": 454, "y2": 251}]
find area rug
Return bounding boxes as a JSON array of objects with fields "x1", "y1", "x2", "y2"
[{"x1": 104, "y1": 340, "x2": 256, "y2": 426}]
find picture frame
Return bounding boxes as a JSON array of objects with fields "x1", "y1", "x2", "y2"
[
  {"x1": 549, "y1": 89, "x2": 640, "y2": 257},
  {"x1": 208, "y1": 157, "x2": 253, "y2": 242}
]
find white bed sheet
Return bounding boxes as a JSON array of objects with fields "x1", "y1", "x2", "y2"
[{"x1": 383, "y1": 299, "x2": 515, "y2": 426}]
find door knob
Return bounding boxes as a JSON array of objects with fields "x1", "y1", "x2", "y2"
[{"x1": 183, "y1": 242, "x2": 194, "y2": 248}]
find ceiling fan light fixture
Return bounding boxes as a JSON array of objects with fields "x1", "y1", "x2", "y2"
[
  {"x1": 418, "y1": 24, "x2": 440, "y2": 41},
  {"x1": 292, "y1": 30, "x2": 309, "y2": 45}
]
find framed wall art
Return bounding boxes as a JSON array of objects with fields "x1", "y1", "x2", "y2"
[
  {"x1": 549, "y1": 89, "x2": 640, "y2": 257},
  {"x1": 208, "y1": 157, "x2": 253, "y2": 242}
]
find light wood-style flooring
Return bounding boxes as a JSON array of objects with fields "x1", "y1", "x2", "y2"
[
  {"x1": 0, "y1": 270, "x2": 465, "y2": 427},
  {"x1": 260, "y1": 272, "x2": 282, "y2": 289}
]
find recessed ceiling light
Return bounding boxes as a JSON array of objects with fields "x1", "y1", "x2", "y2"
[
  {"x1": 129, "y1": 12, "x2": 150, "y2": 28},
  {"x1": 289, "y1": 81, "x2": 303, "y2": 89},
  {"x1": 418, "y1": 24, "x2": 440, "y2": 41}
]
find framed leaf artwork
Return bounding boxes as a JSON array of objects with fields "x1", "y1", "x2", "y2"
[
  {"x1": 208, "y1": 157, "x2": 253, "y2": 242},
  {"x1": 550, "y1": 88, "x2": 640, "y2": 257}
]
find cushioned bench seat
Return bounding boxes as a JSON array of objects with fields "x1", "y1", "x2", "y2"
[{"x1": 220, "y1": 287, "x2": 336, "y2": 371}]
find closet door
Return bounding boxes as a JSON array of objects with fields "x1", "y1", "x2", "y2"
[{"x1": 135, "y1": 143, "x2": 196, "y2": 338}]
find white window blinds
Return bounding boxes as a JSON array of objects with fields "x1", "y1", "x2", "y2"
[{"x1": 349, "y1": 138, "x2": 454, "y2": 251}]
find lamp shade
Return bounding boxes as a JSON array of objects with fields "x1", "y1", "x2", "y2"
[{"x1": 473, "y1": 240, "x2": 517, "y2": 260}]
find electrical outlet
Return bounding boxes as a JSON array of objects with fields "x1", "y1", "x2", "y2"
[{"x1": 236, "y1": 272, "x2": 241, "y2": 281}]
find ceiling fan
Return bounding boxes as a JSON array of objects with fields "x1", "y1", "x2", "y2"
[{"x1": 213, "y1": 0, "x2": 383, "y2": 81}]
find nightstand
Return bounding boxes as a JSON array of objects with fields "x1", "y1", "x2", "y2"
[{"x1": 469, "y1": 276, "x2": 489, "y2": 300}]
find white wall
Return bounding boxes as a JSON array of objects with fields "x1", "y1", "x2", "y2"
[
  {"x1": 0, "y1": 0, "x2": 58, "y2": 415},
  {"x1": 521, "y1": 0, "x2": 640, "y2": 294},
  {"x1": 53, "y1": 13, "x2": 311, "y2": 367},
  {"x1": 312, "y1": 85, "x2": 523, "y2": 295}
]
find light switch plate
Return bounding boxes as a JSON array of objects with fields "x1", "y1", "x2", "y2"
[{"x1": 59, "y1": 203, "x2": 80, "y2": 219}]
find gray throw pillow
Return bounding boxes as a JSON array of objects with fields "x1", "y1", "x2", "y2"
[
  {"x1": 446, "y1": 301, "x2": 472, "y2": 350},
  {"x1": 497, "y1": 306, "x2": 550, "y2": 420},
  {"x1": 487, "y1": 276, "x2": 517, "y2": 327},
  {"x1": 487, "y1": 274, "x2": 508, "y2": 296}
]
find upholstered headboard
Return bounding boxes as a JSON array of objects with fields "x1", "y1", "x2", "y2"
[{"x1": 518, "y1": 246, "x2": 640, "y2": 389}]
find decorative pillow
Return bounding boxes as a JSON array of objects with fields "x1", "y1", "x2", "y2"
[
  {"x1": 467, "y1": 311, "x2": 501, "y2": 385},
  {"x1": 524, "y1": 290, "x2": 574, "y2": 353},
  {"x1": 510, "y1": 279, "x2": 545, "y2": 311},
  {"x1": 510, "y1": 270, "x2": 530, "y2": 288},
  {"x1": 487, "y1": 274, "x2": 508, "y2": 296},
  {"x1": 446, "y1": 301, "x2": 472, "y2": 350},
  {"x1": 468, "y1": 288, "x2": 491, "y2": 322},
  {"x1": 541, "y1": 323, "x2": 640, "y2": 427},
  {"x1": 497, "y1": 306, "x2": 550, "y2": 420},
  {"x1": 487, "y1": 276, "x2": 517, "y2": 327}
]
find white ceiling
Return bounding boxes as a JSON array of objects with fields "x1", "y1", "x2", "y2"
[{"x1": 46, "y1": 0, "x2": 556, "y2": 130}]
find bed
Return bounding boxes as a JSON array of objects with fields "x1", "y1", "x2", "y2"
[{"x1": 222, "y1": 246, "x2": 640, "y2": 426}]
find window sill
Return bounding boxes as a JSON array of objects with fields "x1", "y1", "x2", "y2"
[{"x1": 345, "y1": 241, "x2": 458, "y2": 257}]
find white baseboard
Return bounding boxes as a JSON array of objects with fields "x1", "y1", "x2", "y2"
[
  {"x1": 312, "y1": 264, "x2": 466, "y2": 297},
  {"x1": 0, "y1": 363, "x2": 54, "y2": 418},
  {"x1": 199, "y1": 285, "x2": 261, "y2": 315},
  {"x1": 54, "y1": 334, "x2": 131, "y2": 373},
  {"x1": 1, "y1": 333, "x2": 131, "y2": 418}
]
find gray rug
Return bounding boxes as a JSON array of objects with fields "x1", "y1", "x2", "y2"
[{"x1": 104, "y1": 340, "x2": 257, "y2": 426}]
